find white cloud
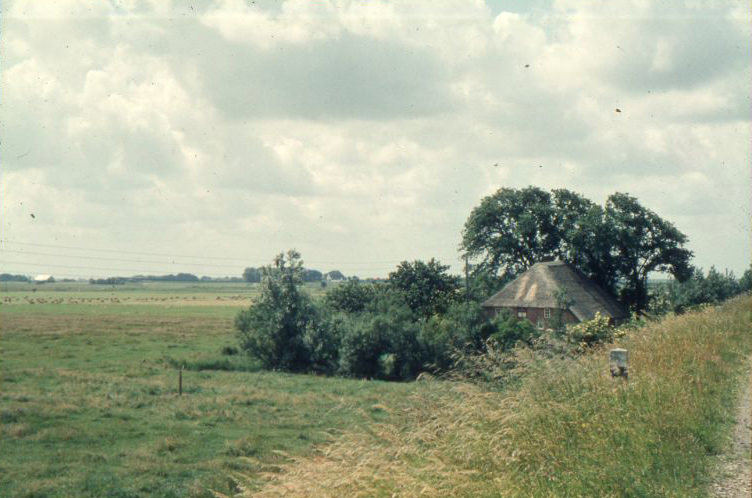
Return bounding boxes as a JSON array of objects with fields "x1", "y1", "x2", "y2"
[{"x1": 1, "y1": 0, "x2": 749, "y2": 278}]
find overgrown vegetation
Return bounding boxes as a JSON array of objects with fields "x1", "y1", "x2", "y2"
[
  {"x1": 234, "y1": 251, "x2": 554, "y2": 380},
  {"x1": 248, "y1": 297, "x2": 752, "y2": 497}
]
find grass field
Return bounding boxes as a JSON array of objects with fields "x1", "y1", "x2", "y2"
[{"x1": 0, "y1": 281, "x2": 417, "y2": 498}]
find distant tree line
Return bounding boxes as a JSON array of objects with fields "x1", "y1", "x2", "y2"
[
  {"x1": 89, "y1": 273, "x2": 203, "y2": 284},
  {"x1": 201, "y1": 276, "x2": 244, "y2": 282},
  {"x1": 243, "y1": 266, "x2": 346, "y2": 283},
  {"x1": 0, "y1": 273, "x2": 30, "y2": 282},
  {"x1": 90, "y1": 277, "x2": 129, "y2": 285}
]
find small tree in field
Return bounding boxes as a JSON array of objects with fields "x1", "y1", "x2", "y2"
[{"x1": 235, "y1": 250, "x2": 328, "y2": 372}]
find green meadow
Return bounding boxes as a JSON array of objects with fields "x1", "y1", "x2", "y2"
[{"x1": 0, "y1": 281, "x2": 417, "y2": 498}]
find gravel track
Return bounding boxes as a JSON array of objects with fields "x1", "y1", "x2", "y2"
[{"x1": 710, "y1": 360, "x2": 751, "y2": 498}]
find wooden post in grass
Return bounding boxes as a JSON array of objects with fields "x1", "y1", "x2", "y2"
[
  {"x1": 179, "y1": 366, "x2": 183, "y2": 396},
  {"x1": 610, "y1": 348, "x2": 628, "y2": 381}
]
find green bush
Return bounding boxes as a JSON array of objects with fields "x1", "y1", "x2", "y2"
[
  {"x1": 565, "y1": 311, "x2": 615, "y2": 349},
  {"x1": 302, "y1": 312, "x2": 343, "y2": 374},
  {"x1": 419, "y1": 302, "x2": 498, "y2": 372},
  {"x1": 221, "y1": 345, "x2": 239, "y2": 356},
  {"x1": 235, "y1": 250, "x2": 322, "y2": 372},
  {"x1": 337, "y1": 303, "x2": 422, "y2": 380},
  {"x1": 324, "y1": 280, "x2": 377, "y2": 314},
  {"x1": 488, "y1": 311, "x2": 541, "y2": 350}
]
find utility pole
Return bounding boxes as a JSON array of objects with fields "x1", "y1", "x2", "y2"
[{"x1": 464, "y1": 255, "x2": 470, "y2": 303}]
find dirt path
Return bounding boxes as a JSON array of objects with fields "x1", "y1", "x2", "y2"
[{"x1": 710, "y1": 361, "x2": 751, "y2": 498}]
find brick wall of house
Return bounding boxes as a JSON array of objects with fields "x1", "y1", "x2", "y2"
[{"x1": 487, "y1": 306, "x2": 579, "y2": 327}]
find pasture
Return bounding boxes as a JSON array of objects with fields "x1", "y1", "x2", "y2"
[{"x1": 0, "y1": 281, "x2": 417, "y2": 497}]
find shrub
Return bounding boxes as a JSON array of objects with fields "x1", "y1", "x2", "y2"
[
  {"x1": 488, "y1": 311, "x2": 541, "y2": 350},
  {"x1": 221, "y1": 345, "x2": 239, "y2": 356},
  {"x1": 660, "y1": 265, "x2": 750, "y2": 314},
  {"x1": 337, "y1": 303, "x2": 422, "y2": 380},
  {"x1": 419, "y1": 302, "x2": 498, "y2": 372},
  {"x1": 565, "y1": 311, "x2": 615, "y2": 349},
  {"x1": 324, "y1": 280, "x2": 377, "y2": 314},
  {"x1": 302, "y1": 312, "x2": 343, "y2": 374},
  {"x1": 235, "y1": 250, "x2": 323, "y2": 372}
]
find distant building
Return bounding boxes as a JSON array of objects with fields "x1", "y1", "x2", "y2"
[
  {"x1": 482, "y1": 261, "x2": 628, "y2": 326},
  {"x1": 325, "y1": 270, "x2": 346, "y2": 281},
  {"x1": 33, "y1": 274, "x2": 55, "y2": 284}
]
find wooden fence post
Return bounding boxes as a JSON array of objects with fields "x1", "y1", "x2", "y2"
[{"x1": 610, "y1": 348, "x2": 628, "y2": 381}]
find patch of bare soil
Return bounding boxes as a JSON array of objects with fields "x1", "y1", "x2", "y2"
[{"x1": 710, "y1": 360, "x2": 751, "y2": 498}]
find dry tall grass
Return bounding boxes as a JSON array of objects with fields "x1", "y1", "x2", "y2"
[{"x1": 240, "y1": 297, "x2": 752, "y2": 497}]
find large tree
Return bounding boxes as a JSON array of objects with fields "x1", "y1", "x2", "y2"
[
  {"x1": 388, "y1": 259, "x2": 461, "y2": 318},
  {"x1": 605, "y1": 193, "x2": 692, "y2": 310},
  {"x1": 461, "y1": 187, "x2": 559, "y2": 280},
  {"x1": 461, "y1": 187, "x2": 692, "y2": 311}
]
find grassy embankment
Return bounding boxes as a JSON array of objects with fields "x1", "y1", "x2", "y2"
[
  {"x1": 0, "y1": 282, "x2": 416, "y2": 498},
  {"x1": 251, "y1": 297, "x2": 752, "y2": 497}
]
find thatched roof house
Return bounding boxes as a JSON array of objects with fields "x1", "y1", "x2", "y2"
[{"x1": 482, "y1": 261, "x2": 628, "y2": 326}]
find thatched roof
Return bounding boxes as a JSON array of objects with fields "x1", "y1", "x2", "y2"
[{"x1": 482, "y1": 261, "x2": 628, "y2": 322}]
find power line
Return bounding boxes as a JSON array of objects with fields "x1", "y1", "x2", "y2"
[
  {"x1": 0, "y1": 260, "x2": 234, "y2": 277},
  {"x1": 1, "y1": 240, "x2": 249, "y2": 261},
  {"x1": 0, "y1": 240, "x2": 462, "y2": 269},
  {"x1": 0, "y1": 249, "x2": 243, "y2": 269}
]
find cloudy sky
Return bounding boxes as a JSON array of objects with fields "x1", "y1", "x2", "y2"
[{"x1": 1, "y1": 0, "x2": 750, "y2": 279}]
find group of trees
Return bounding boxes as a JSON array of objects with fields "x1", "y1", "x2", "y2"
[
  {"x1": 90, "y1": 277, "x2": 129, "y2": 285},
  {"x1": 461, "y1": 187, "x2": 693, "y2": 311},
  {"x1": 88, "y1": 273, "x2": 201, "y2": 284},
  {"x1": 0, "y1": 273, "x2": 30, "y2": 282},
  {"x1": 243, "y1": 266, "x2": 346, "y2": 284},
  {"x1": 650, "y1": 266, "x2": 752, "y2": 314},
  {"x1": 235, "y1": 251, "x2": 537, "y2": 380},
  {"x1": 132, "y1": 273, "x2": 200, "y2": 282}
]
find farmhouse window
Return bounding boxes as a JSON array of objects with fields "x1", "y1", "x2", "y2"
[
  {"x1": 544, "y1": 308, "x2": 551, "y2": 318},
  {"x1": 517, "y1": 308, "x2": 527, "y2": 318}
]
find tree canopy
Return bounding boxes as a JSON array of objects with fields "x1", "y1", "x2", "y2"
[
  {"x1": 605, "y1": 192, "x2": 692, "y2": 309},
  {"x1": 461, "y1": 186, "x2": 692, "y2": 310},
  {"x1": 388, "y1": 259, "x2": 461, "y2": 318}
]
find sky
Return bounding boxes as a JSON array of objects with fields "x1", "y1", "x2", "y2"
[{"x1": 1, "y1": 0, "x2": 750, "y2": 279}]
